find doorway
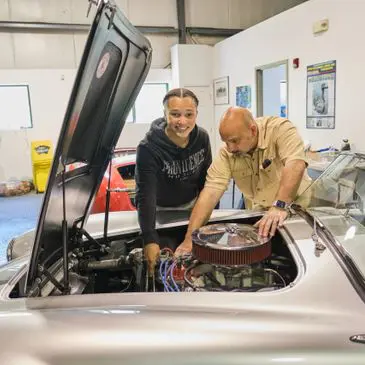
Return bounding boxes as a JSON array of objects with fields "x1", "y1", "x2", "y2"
[{"x1": 256, "y1": 60, "x2": 288, "y2": 118}]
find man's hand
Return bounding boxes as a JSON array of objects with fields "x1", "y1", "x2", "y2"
[
  {"x1": 175, "y1": 187, "x2": 223, "y2": 257},
  {"x1": 144, "y1": 243, "x2": 160, "y2": 275},
  {"x1": 175, "y1": 238, "x2": 193, "y2": 257},
  {"x1": 254, "y1": 207, "x2": 288, "y2": 237}
]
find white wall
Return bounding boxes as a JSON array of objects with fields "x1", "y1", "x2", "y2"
[
  {"x1": 171, "y1": 44, "x2": 215, "y2": 151},
  {"x1": 172, "y1": 44, "x2": 213, "y2": 87},
  {"x1": 0, "y1": 68, "x2": 171, "y2": 181},
  {"x1": 213, "y1": 0, "x2": 364, "y2": 152},
  {"x1": 116, "y1": 68, "x2": 172, "y2": 148},
  {"x1": 0, "y1": 69, "x2": 74, "y2": 181}
]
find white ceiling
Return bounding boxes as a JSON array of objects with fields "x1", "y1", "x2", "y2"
[{"x1": 0, "y1": 0, "x2": 309, "y2": 30}]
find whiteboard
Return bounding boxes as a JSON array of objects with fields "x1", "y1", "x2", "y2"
[{"x1": 0, "y1": 85, "x2": 33, "y2": 130}]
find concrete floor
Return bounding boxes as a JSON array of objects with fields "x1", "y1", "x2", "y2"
[{"x1": 0, "y1": 192, "x2": 42, "y2": 265}]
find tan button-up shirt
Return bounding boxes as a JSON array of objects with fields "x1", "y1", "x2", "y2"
[{"x1": 205, "y1": 116, "x2": 312, "y2": 209}]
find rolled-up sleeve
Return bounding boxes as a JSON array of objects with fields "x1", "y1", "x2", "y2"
[
  {"x1": 204, "y1": 147, "x2": 232, "y2": 192},
  {"x1": 275, "y1": 120, "x2": 308, "y2": 166}
]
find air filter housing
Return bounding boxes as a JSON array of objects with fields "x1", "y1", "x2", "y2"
[{"x1": 192, "y1": 223, "x2": 271, "y2": 266}]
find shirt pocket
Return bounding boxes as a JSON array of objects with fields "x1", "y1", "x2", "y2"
[{"x1": 258, "y1": 150, "x2": 279, "y2": 188}]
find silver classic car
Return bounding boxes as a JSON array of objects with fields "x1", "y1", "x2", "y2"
[{"x1": 2, "y1": 1, "x2": 365, "y2": 364}]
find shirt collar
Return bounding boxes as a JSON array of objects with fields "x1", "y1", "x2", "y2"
[{"x1": 257, "y1": 120, "x2": 269, "y2": 150}]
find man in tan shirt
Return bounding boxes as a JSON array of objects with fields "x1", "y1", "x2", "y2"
[{"x1": 176, "y1": 107, "x2": 311, "y2": 254}]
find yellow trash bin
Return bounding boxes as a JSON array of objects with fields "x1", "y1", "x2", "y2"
[{"x1": 30, "y1": 140, "x2": 53, "y2": 193}]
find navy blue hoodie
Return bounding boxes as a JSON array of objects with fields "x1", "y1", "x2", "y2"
[{"x1": 135, "y1": 117, "x2": 212, "y2": 245}]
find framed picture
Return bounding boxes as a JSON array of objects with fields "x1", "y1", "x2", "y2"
[{"x1": 214, "y1": 76, "x2": 229, "y2": 105}]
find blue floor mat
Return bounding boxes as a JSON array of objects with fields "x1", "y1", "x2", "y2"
[{"x1": 0, "y1": 193, "x2": 42, "y2": 265}]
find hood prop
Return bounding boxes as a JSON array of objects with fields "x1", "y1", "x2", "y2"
[
  {"x1": 27, "y1": 160, "x2": 70, "y2": 297},
  {"x1": 103, "y1": 152, "x2": 113, "y2": 244},
  {"x1": 61, "y1": 160, "x2": 70, "y2": 294},
  {"x1": 103, "y1": 151, "x2": 135, "y2": 243}
]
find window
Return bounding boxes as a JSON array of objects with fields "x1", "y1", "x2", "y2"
[
  {"x1": 127, "y1": 83, "x2": 168, "y2": 123},
  {"x1": 117, "y1": 164, "x2": 135, "y2": 180},
  {"x1": 0, "y1": 85, "x2": 33, "y2": 130}
]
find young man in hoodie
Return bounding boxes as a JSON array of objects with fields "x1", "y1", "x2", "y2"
[{"x1": 135, "y1": 88, "x2": 212, "y2": 275}]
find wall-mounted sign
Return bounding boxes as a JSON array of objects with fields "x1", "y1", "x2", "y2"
[{"x1": 306, "y1": 60, "x2": 336, "y2": 129}]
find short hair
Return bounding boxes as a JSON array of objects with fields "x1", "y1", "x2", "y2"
[{"x1": 163, "y1": 88, "x2": 199, "y2": 109}]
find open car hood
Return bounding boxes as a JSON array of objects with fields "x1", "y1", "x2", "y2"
[{"x1": 26, "y1": 0, "x2": 152, "y2": 290}]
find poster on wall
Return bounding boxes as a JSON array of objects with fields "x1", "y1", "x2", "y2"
[
  {"x1": 213, "y1": 76, "x2": 229, "y2": 105},
  {"x1": 236, "y1": 85, "x2": 251, "y2": 108},
  {"x1": 306, "y1": 60, "x2": 336, "y2": 129}
]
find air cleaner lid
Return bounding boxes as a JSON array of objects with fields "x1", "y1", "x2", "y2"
[{"x1": 192, "y1": 223, "x2": 270, "y2": 250}]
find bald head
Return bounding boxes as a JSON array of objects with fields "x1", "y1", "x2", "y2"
[
  {"x1": 219, "y1": 107, "x2": 254, "y2": 133},
  {"x1": 219, "y1": 107, "x2": 258, "y2": 155}
]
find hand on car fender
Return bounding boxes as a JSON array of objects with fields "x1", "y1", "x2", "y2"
[
  {"x1": 175, "y1": 238, "x2": 193, "y2": 257},
  {"x1": 144, "y1": 243, "x2": 160, "y2": 276},
  {"x1": 254, "y1": 207, "x2": 288, "y2": 237}
]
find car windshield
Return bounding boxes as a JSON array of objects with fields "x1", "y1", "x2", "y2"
[{"x1": 296, "y1": 153, "x2": 365, "y2": 275}]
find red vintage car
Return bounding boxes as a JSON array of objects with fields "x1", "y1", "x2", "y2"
[{"x1": 91, "y1": 148, "x2": 136, "y2": 213}]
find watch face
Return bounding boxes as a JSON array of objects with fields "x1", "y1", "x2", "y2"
[{"x1": 275, "y1": 200, "x2": 286, "y2": 209}]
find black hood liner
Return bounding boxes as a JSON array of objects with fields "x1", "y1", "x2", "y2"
[
  {"x1": 65, "y1": 41, "x2": 123, "y2": 164},
  {"x1": 26, "y1": 1, "x2": 152, "y2": 290}
]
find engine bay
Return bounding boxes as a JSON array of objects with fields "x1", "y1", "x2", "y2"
[
  {"x1": 12, "y1": 217, "x2": 298, "y2": 298},
  {"x1": 42, "y1": 217, "x2": 297, "y2": 296}
]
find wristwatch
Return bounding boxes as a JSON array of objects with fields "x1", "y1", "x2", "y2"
[{"x1": 272, "y1": 200, "x2": 289, "y2": 210}]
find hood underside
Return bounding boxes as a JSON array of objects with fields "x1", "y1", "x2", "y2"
[{"x1": 27, "y1": 0, "x2": 152, "y2": 290}]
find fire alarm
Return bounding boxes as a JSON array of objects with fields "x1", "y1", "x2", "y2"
[
  {"x1": 313, "y1": 19, "x2": 329, "y2": 34},
  {"x1": 293, "y1": 58, "x2": 299, "y2": 69}
]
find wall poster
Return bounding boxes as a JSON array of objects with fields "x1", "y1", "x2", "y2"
[
  {"x1": 236, "y1": 85, "x2": 251, "y2": 109},
  {"x1": 306, "y1": 60, "x2": 336, "y2": 129}
]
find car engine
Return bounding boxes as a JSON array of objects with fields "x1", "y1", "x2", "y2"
[
  {"x1": 55, "y1": 221, "x2": 297, "y2": 296},
  {"x1": 11, "y1": 220, "x2": 296, "y2": 298}
]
